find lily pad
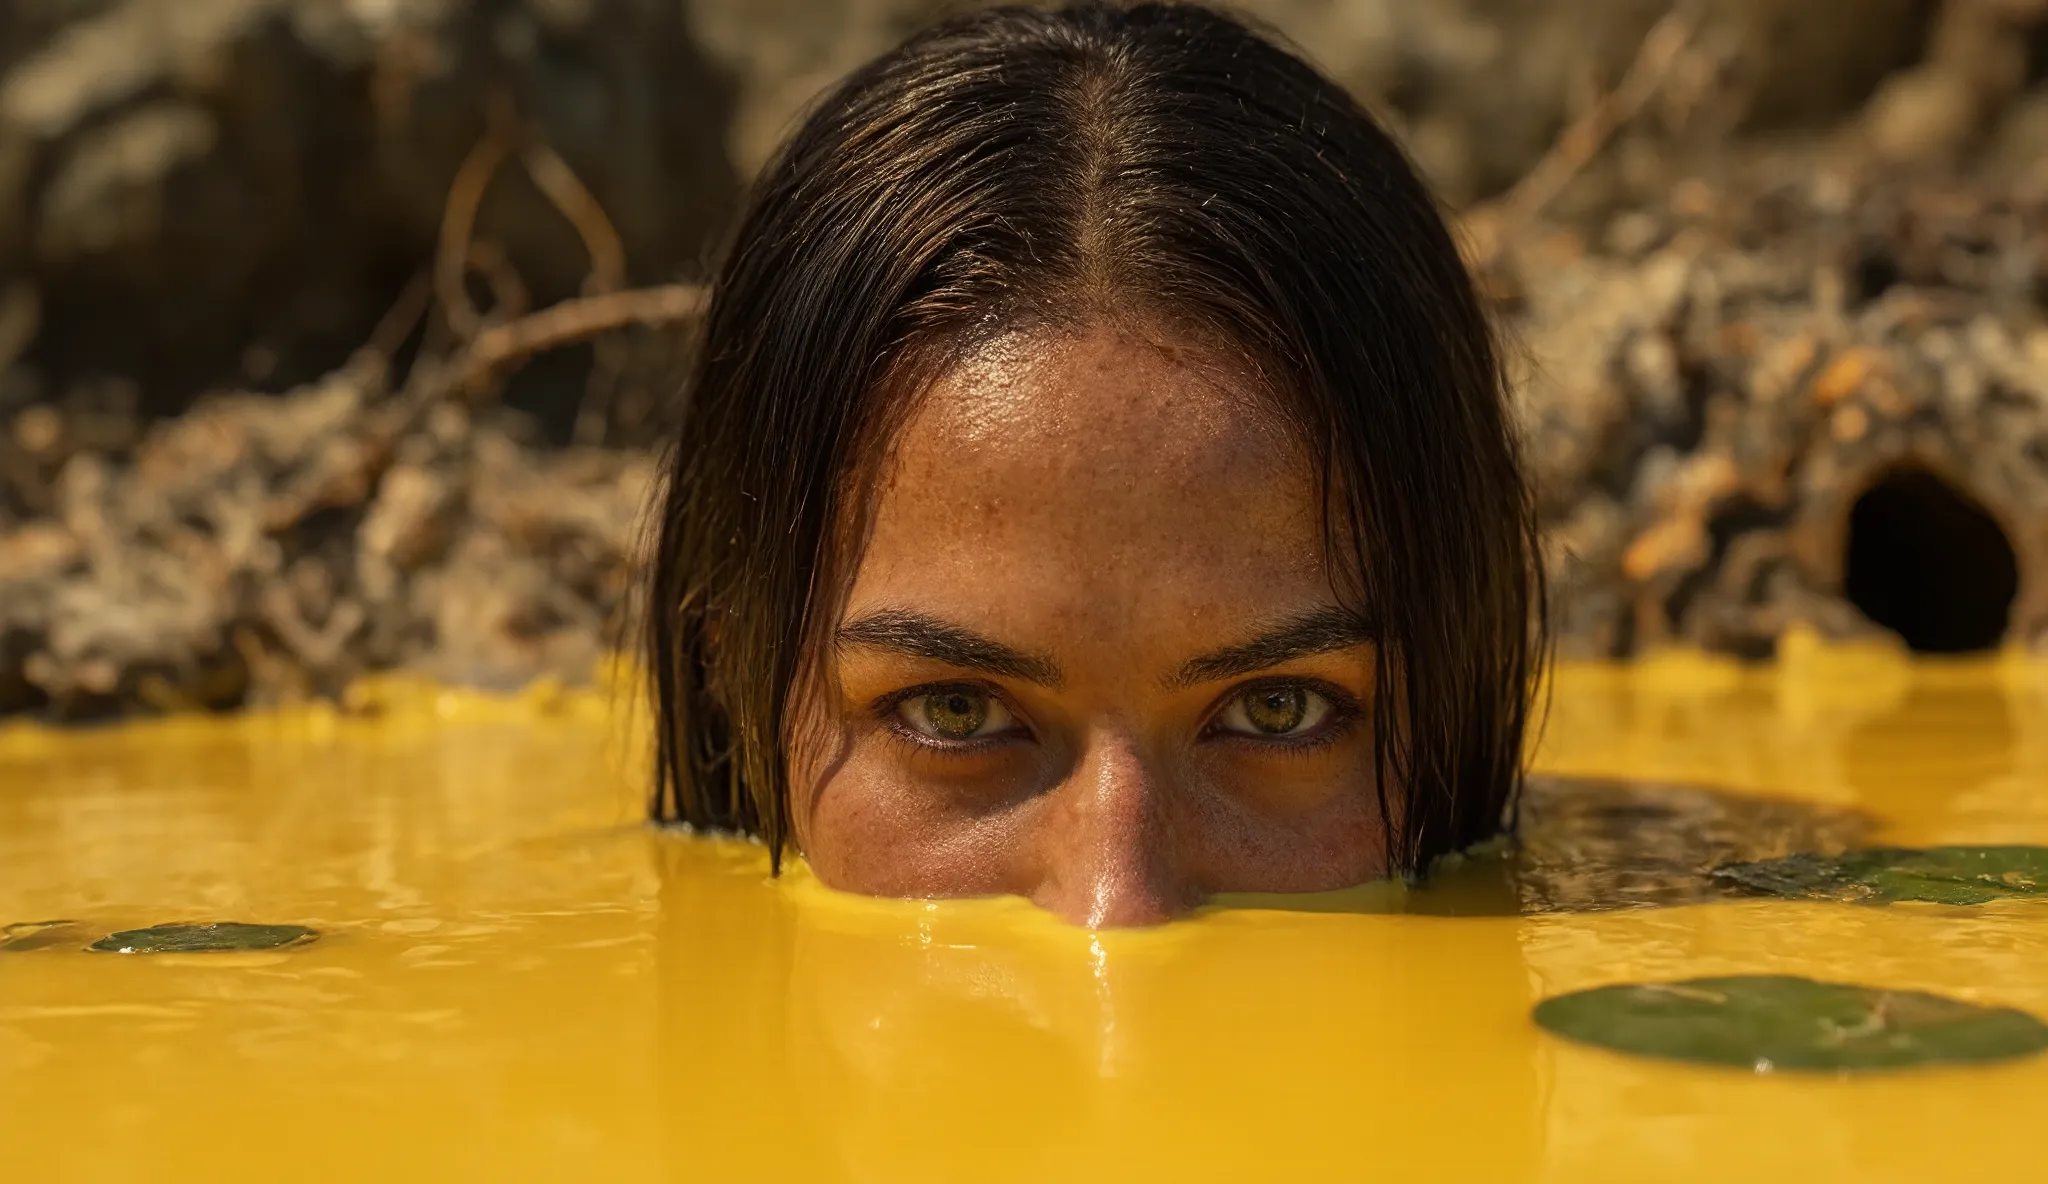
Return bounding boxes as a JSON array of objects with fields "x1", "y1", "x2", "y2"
[
  {"x1": 1535, "y1": 975, "x2": 2048, "y2": 1072},
  {"x1": 1715, "y1": 846, "x2": 2048, "y2": 905},
  {"x1": 1, "y1": 920, "x2": 92, "y2": 952},
  {"x1": 87, "y1": 922, "x2": 318, "y2": 954}
]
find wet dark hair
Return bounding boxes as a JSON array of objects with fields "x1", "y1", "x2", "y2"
[{"x1": 644, "y1": 1, "x2": 1543, "y2": 877}]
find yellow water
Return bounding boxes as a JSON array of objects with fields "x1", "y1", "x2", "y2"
[{"x1": 3, "y1": 646, "x2": 2048, "y2": 1181}]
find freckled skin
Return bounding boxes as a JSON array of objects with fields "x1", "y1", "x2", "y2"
[{"x1": 788, "y1": 323, "x2": 1389, "y2": 927}]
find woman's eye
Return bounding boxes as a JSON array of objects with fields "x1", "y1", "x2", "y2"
[
  {"x1": 1215, "y1": 684, "x2": 1332, "y2": 738},
  {"x1": 896, "y1": 687, "x2": 1015, "y2": 742}
]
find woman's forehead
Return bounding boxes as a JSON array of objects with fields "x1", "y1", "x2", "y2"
[
  {"x1": 844, "y1": 324, "x2": 1329, "y2": 652},
  {"x1": 881, "y1": 323, "x2": 1300, "y2": 489}
]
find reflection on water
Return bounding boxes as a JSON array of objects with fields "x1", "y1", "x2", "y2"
[
  {"x1": 1840, "y1": 681, "x2": 2021, "y2": 835},
  {"x1": 1, "y1": 652, "x2": 2046, "y2": 1180},
  {"x1": 653, "y1": 841, "x2": 1540, "y2": 1181},
  {"x1": 1215, "y1": 776, "x2": 1873, "y2": 917},
  {"x1": 1505, "y1": 775, "x2": 1872, "y2": 913}
]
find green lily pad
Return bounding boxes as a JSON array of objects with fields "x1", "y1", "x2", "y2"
[
  {"x1": 87, "y1": 922, "x2": 318, "y2": 954},
  {"x1": 1, "y1": 920, "x2": 92, "y2": 952},
  {"x1": 1715, "y1": 846, "x2": 2048, "y2": 905},
  {"x1": 1535, "y1": 975, "x2": 2048, "y2": 1072}
]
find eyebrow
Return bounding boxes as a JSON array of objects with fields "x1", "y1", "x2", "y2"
[
  {"x1": 836, "y1": 609, "x2": 1064, "y2": 688},
  {"x1": 1168, "y1": 606, "x2": 1374, "y2": 689}
]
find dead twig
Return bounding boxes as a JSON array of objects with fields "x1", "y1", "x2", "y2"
[
  {"x1": 435, "y1": 110, "x2": 516, "y2": 342},
  {"x1": 451, "y1": 284, "x2": 706, "y2": 397},
  {"x1": 521, "y1": 141, "x2": 627, "y2": 298},
  {"x1": 1480, "y1": 2, "x2": 1702, "y2": 249},
  {"x1": 366, "y1": 270, "x2": 433, "y2": 361},
  {"x1": 347, "y1": 271, "x2": 433, "y2": 390},
  {"x1": 436, "y1": 105, "x2": 626, "y2": 344},
  {"x1": 463, "y1": 238, "x2": 532, "y2": 326},
  {"x1": 519, "y1": 137, "x2": 631, "y2": 443},
  {"x1": 260, "y1": 585, "x2": 366, "y2": 672},
  {"x1": 429, "y1": 101, "x2": 644, "y2": 432}
]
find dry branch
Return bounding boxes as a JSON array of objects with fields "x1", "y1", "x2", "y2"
[
  {"x1": 1463, "y1": 1, "x2": 1703, "y2": 266},
  {"x1": 522, "y1": 141, "x2": 628, "y2": 298},
  {"x1": 450, "y1": 284, "x2": 707, "y2": 396},
  {"x1": 435, "y1": 115, "x2": 516, "y2": 342}
]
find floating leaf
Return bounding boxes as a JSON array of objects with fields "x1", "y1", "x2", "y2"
[
  {"x1": 1715, "y1": 846, "x2": 2048, "y2": 905},
  {"x1": 1, "y1": 920, "x2": 92, "y2": 952},
  {"x1": 1535, "y1": 975, "x2": 2048, "y2": 1072},
  {"x1": 88, "y1": 922, "x2": 318, "y2": 954}
]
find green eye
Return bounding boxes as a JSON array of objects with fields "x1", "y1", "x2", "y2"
[
  {"x1": 924, "y1": 690, "x2": 987, "y2": 738},
  {"x1": 1217, "y1": 684, "x2": 1331, "y2": 738},
  {"x1": 1244, "y1": 687, "x2": 1306, "y2": 733},
  {"x1": 897, "y1": 687, "x2": 1013, "y2": 742}
]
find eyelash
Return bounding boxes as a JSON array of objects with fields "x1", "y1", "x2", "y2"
[{"x1": 871, "y1": 677, "x2": 1364, "y2": 755}]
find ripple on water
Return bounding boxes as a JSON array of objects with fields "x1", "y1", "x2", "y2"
[{"x1": 1404, "y1": 775, "x2": 1878, "y2": 916}]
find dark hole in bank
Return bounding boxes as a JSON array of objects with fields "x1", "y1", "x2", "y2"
[
  {"x1": 1843, "y1": 468, "x2": 2018, "y2": 653},
  {"x1": 1851, "y1": 244, "x2": 1902, "y2": 305}
]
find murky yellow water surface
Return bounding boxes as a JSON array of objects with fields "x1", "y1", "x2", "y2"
[{"x1": 4, "y1": 645, "x2": 2048, "y2": 1181}]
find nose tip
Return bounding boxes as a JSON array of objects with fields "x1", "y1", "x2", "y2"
[
  {"x1": 1037, "y1": 867, "x2": 1189, "y2": 928},
  {"x1": 1031, "y1": 736, "x2": 1197, "y2": 928}
]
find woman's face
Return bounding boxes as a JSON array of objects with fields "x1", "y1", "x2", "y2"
[{"x1": 788, "y1": 324, "x2": 1388, "y2": 926}]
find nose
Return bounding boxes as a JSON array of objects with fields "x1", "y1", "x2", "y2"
[{"x1": 1031, "y1": 733, "x2": 1198, "y2": 927}]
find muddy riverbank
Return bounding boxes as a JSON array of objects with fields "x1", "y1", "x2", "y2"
[{"x1": 3, "y1": 0, "x2": 2046, "y2": 716}]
